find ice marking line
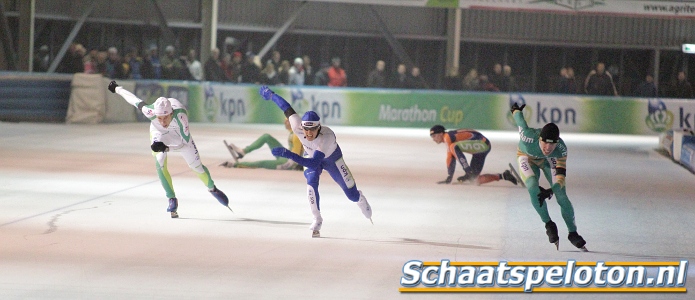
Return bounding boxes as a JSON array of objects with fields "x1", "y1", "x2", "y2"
[{"x1": 0, "y1": 171, "x2": 189, "y2": 227}]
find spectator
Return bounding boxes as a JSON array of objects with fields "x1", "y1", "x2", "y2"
[
  {"x1": 59, "y1": 43, "x2": 85, "y2": 74},
  {"x1": 634, "y1": 74, "x2": 657, "y2": 97},
  {"x1": 267, "y1": 50, "x2": 282, "y2": 73},
  {"x1": 303, "y1": 55, "x2": 313, "y2": 85},
  {"x1": 442, "y1": 66, "x2": 462, "y2": 90},
  {"x1": 105, "y1": 47, "x2": 127, "y2": 79},
  {"x1": 260, "y1": 61, "x2": 280, "y2": 85},
  {"x1": 489, "y1": 63, "x2": 503, "y2": 89},
  {"x1": 228, "y1": 51, "x2": 243, "y2": 83},
  {"x1": 313, "y1": 62, "x2": 330, "y2": 86},
  {"x1": 141, "y1": 45, "x2": 162, "y2": 79},
  {"x1": 406, "y1": 66, "x2": 428, "y2": 89},
  {"x1": 391, "y1": 64, "x2": 408, "y2": 89},
  {"x1": 462, "y1": 68, "x2": 479, "y2": 91},
  {"x1": 240, "y1": 52, "x2": 262, "y2": 84},
  {"x1": 83, "y1": 48, "x2": 97, "y2": 74},
  {"x1": 500, "y1": 65, "x2": 516, "y2": 92},
  {"x1": 161, "y1": 45, "x2": 184, "y2": 80},
  {"x1": 95, "y1": 49, "x2": 108, "y2": 76},
  {"x1": 584, "y1": 62, "x2": 618, "y2": 96},
  {"x1": 327, "y1": 57, "x2": 347, "y2": 87},
  {"x1": 478, "y1": 74, "x2": 499, "y2": 92},
  {"x1": 127, "y1": 47, "x2": 143, "y2": 79},
  {"x1": 366, "y1": 60, "x2": 387, "y2": 88},
  {"x1": 673, "y1": 71, "x2": 693, "y2": 99},
  {"x1": 278, "y1": 60, "x2": 291, "y2": 85},
  {"x1": 33, "y1": 45, "x2": 50, "y2": 72},
  {"x1": 184, "y1": 48, "x2": 203, "y2": 81},
  {"x1": 204, "y1": 47, "x2": 225, "y2": 82},
  {"x1": 288, "y1": 57, "x2": 305, "y2": 86}
]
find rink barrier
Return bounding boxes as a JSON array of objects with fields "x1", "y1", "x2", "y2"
[
  {"x1": 3, "y1": 73, "x2": 695, "y2": 136},
  {"x1": 658, "y1": 129, "x2": 695, "y2": 174},
  {"x1": 0, "y1": 72, "x2": 72, "y2": 122}
]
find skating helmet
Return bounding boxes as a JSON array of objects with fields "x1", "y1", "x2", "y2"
[
  {"x1": 540, "y1": 123, "x2": 560, "y2": 143},
  {"x1": 301, "y1": 111, "x2": 320, "y2": 130},
  {"x1": 429, "y1": 125, "x2": 445, "y2": 136},
  {"x1": 153, "y1": 97, "x2": 173, "y2": 116}
]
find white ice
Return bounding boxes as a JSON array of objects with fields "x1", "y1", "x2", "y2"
[{"x1": 1, "y1": 122, "x2": 694, "y2": 300}]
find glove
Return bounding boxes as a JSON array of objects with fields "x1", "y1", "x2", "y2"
[
  {"x1": 510, "y1": 102, "x2": 526, "y2": 114},
  {"x1": 108, "y1": 81, "x2": 119, "y2": 93},
  {"x1": 437, "y1": 175, "x2": 453, "y2": 184},
  {"x1": 537, "y1": 186, "x2": 554, "y2": 207},
  {"x1": 271, "y1": 147, "x2": 290, "y2": 158},
  {"x1": 151, "y1": 141, "x2": 169, "y2": 152},
  {"x1": 259, "y1": 85, "x2": 275, "y2": 100}
]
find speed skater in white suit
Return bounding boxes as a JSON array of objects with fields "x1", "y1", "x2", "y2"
[
  {"x1": 108, "y1": 81, "x2": 230, "y2": 218},
  {"x1": 259, "y1": 85, "x2": 372, "y2": 238}
]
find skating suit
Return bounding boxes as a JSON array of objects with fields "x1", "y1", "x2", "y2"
[
  {"x1": 116, "y1": 88, "x2": 215, "y2": 198},
  {"x1": 288, "y1": 113, "x2": 360, "y2": 217},
  {"x1": 513, "y1": 111, "x2": 576, "y2": 232},
  {"x1": 443, "y1": 129, "x2": 491, "y2": 178}
]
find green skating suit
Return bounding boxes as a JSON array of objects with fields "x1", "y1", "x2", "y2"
[
  {"x1": 236, "y1": 131, "x2": 303, "y2": 170},
  {"x1": 513, "y1": 110, "x2": 577, "y2": 232}
]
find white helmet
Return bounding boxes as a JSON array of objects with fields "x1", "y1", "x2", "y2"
[{"x1": 153, "y1": 97, "x2": 172, "y2": 116}]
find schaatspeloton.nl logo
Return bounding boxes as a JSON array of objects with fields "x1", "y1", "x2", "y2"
[{"x1": 399, "y1": 260, "x2": 688, "y2": 293}]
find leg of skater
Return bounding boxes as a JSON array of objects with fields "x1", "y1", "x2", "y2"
[
  {"x1": 322, "y1": 150, "x2": 372, "y2": 222},
  {"x1": 305, "y1": 167, "x2": 323, "y2": 237},
  {"x1": 154, "y1": 151, "x2": 179, "y2": 218},
  {"x1": 180, "y1": 140, "x2": 230, "y2": 209},
  {"x1": 518, "y1": 156, "x2": 559, "y2": 248},
  {"x1": 542, "y1": 159, "x2": 586, "y2": 250}
]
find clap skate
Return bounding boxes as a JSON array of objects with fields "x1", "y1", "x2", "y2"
[
  {"x1": 502, "y1": 170, "x2": 518, "y2": 185},
  {"x1": 209, "y1": 186, "x2": 233, "y2": 212},
  {"x1": 223, "y1": 140, "x2": 244, "y2": 162},
  {"x1": 545, "y1": 221, "x2": 559, "y2": 250},
  {"x1": 568, "y1": 232, "x2": 588, "y2": 252},
  {"x1": 508, "y1": 163, "x2": 525, "y2": 187},
  {"x1": 167, "y1": 197, "x2": 179, "y2": 218},
  {"x1": 310, "y1": 217, "x2": 323, "y2": 238},
  {"x1": 357, "y1": 190, "x2": 373, "y2": 224}
]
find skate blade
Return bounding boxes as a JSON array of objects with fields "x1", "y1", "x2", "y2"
[
  {"x1": 554, "y1": 241, "x2": 559, "y2": 251},
  {"x1": 227, "y1": 206, "x2": 234, "y2": 213},
  {"x1": 369, "y1": 218, "x2": 373, "y2": 225},
  {"x1": 509, "y1": 163, "x2": 525, "y2": 188},
  {"x1": 223, "y1": 140, "x2": 239, "y2": 163},
  {"x1": 312, "y1": 230, "x2": 320, "y2": 238},
  {"x1": 579, "y1": 246, "x2": 588, "y2": 252},
  {"x1": 170, "y1": 211, "x2": 179, "y2": 218}
]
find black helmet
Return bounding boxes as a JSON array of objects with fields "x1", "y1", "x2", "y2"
[
  {"x1": 429, "y1": 125, "x2": 446, "y2": 136},
  {"x1": 540, "y1": 123, "x2": 560, "y2": 143}
]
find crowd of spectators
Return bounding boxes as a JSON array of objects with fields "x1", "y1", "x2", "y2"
[{"x1": 36, "y1": 43, "x2": 695, "y2": 98}]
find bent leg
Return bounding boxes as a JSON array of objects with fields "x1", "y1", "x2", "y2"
[
  {"x1": 518, "y1": 156, "x2": 551, "y2": 223},
  {"x1": 236, "y1": 158, "x2": 288, "y2": 170},
  {"x1": 180, "y1": 140, "x2": 215, "y2": 190},
  {"x1": 244, "y1": 133, "x2": 282, "y2": 154},
  {"x1": 323, "y1": 152, "x2": 359, "y2": 202}
]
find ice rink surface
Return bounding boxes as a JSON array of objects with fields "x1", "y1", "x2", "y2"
[{"x1": 1, "y1": 121, "x2": 694, "y2": 300}]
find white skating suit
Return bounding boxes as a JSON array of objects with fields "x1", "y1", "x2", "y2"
[
  {"x1": 115, "y1": 87, "x2": 215, "y2": 198},
  {"x1": 287, "y1": 114, "x2": 361, "y2": 229}
]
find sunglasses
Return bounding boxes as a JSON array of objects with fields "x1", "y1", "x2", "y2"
[{"x1": 302, "y1": 126, "x2": 319, "y2": 131}]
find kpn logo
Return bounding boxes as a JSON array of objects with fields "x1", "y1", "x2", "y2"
[
  {"x1": 507, "y1": 94, "x2": 532, "y2": 127},
  {"x1": 290, "y1": 88, "x2": 310, "y2": 114},
  {"x1": 645, "y1": 98, "x2": 673, "y2": 132},
  {"x1": 203, "y1": 85, "x2": 220, "y2": 122}
]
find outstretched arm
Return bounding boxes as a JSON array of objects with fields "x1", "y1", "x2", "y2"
[
  {"x1": 510, "y1": 102, "x2": 528, "y2": 130},
  {"x1": 108, "y1": 81, "x2": 146, "y2": 111},
  {"x1": 259, "y1": 85, "x2": 296, "y2": 118},
  {"x1": 272, "y1": 147, "x2": 324, "y2": 169}
]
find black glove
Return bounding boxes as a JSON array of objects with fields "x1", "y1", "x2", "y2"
[
  {"x1": 510, "y1": 102, "x2": 526, "y2": 114},
  {"x1": 108, "y1": 81, "x2": 119, "y2": 93},
  {"x1": 437, "y1": 175, "x2": 453, "y2": 184},
  {"x1": 151, "y1": 141, "x2": 169, "y2": 152},
  {"x1": 537, "y1": 186, "x2": 554, "y2": 207}
]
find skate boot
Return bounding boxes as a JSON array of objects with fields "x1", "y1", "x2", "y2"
[
  {"x1": 568, "y1": 232, "x2": 588, "y2": 252},
  {"x1": 223, "y1": 140, "x2": 243, "y2": 162},
  {"x1": 167, "y1": 197, "x2": 179, "y2": 218},
  {"x1": 508, "y1": 163, "x2": 525, "y2": 187},
  {"x1": 502, "y1": 170, "x2": 518, "y2": 185},
  {"x1": 356, "y1": 190, "x2": 373, "y2": 223},
  {"x1": 310, "y1": 217, "x2": 323, "y2": 238},
  {"x1": 219, "y1": 161, "x2": 236, "y2": 168},
  {"x1": 209, "y1": 186, "x2": 232, "y2": 212},
  {"x1": 457, "y1": 174, "x2": 473, "y2": 183},
  {"x1": 545, "y1": 221, "x2": 559, "y2": 250}
]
